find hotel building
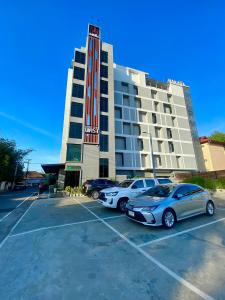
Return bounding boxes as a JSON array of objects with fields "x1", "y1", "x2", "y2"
[{"x1": 60, "y1": 24, "x2": 202, "y2": 186}]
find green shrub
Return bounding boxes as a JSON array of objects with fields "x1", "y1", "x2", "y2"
[
  {"x1": 215, "y1": 178, "x2": 225, "y2": 189},
  {"x1": 182, "y1": 176, "x2": 216, "y2": 190},
  {"x1": 65, "y1": 186, "x2": 71, "y2": 193}
]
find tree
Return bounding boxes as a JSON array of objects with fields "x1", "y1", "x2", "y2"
[
  {"x1": 210, "y1": 131, "x2": 225, "y2": 143},
  {"x1": 0, "y1": 138, "x2": 32, "y2": 183}
]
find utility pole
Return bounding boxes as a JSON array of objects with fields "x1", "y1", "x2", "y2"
[
  {"x1": 142, "y1": 131, "x2": 156, "y2": 179},
  {"x1": 24, "y1": 159, "x2": 32, "y2": 187},
  {"x1": 12, "y1": 161, "x2": 19, "y2": 189}
]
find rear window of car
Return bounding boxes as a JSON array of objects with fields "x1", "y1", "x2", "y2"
[
  {"x1": 145, "y1": 179, "x2": 155, "y2": 188},
  {"x1": 158, "y1": 178, "x2": 172, "y2": 184}
]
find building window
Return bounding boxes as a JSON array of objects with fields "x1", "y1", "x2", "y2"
[
  {"x1": 152, "y1": 113, "x2": 157, "y2": 124},
  {"x1": 100, "y1": 65, "x2": 108, "y2": 78},
  {"x1": 71, "y1": 102, "x2": 83, "y2": 118},
  {"x1": 154, "y1": 102, "x2": 159, "y2": 112},
  {"x1": 100, "y1": 80, "x2": 108, "y2": 95},
  {"x1": 116, "y1": 137, "x2": 126, "y2": 150},
  {"x1": 123, "y1": 123, "x2": 131, "y2": 135},
  {"x1": 167, "y1": 94, "x2": 172, "y2": 102},
  {"x1": 73, "y1": 67, "x2": 85, "y2": 80},
  {"x1": 176, "y1": 156, "x2": 181, "y2": 168},
  {"x1": 75, "y1": 51, "x2": 86, "y2": 64},
  {"x1": 172, "y1": 117, "x2": 176, "y2": 127},
  {"x1": 100, "y1": 115, "x2": 108, "y2": 131},
  {"x1": 139, "y1": 111, "x2": 147, "y2": 123},
  {"x1": 133, "y1": 124, "x2": 140, "y2": 136},
  {"x1": 141, "y1": 154, "x2": 147, "y2": 167},
  {"x1": 66, "y1": 144, "x2": 81, "y2": 162},
  {"x1": 116, "y1": 153, "x2": 124, "y2": 166},
  {"x1": 99, "y1": 158, "x2": 109, "y2": 177},
  {"x1": 154, "y1": 155, "x2": 162, "y2": 167},
  {"x1": 167, "y1": 128, "x2": 173, "y2": 139},
  {"x1": 72, "y1": 83, "x2": 84, "y2": 98},
  {"x1": 101, "y1": 50, "x2": 108, "y2": 63},
  {"x1": 115, "y1": 107, "x2": 122, "y2": 119},
  {"x1": 168, "y1": 141, "x2": 174, "y2": 153},
  {"x1": 155, "y1": 127, "x2": 161, "y2": 138},
  {"x1": 157, "y1": 141, "x2": 163, "y2": 152},
  {"x1": 137, "y1": 138, "x2": 143, "y2": 151},
  {"x1": 123, "y1": 95, "x2": 130, "y2": 106},
  {"x1": 164, "y1": 104, "x2": 172, "y2": 114},
  {"x1": 133, "y1": 85, "x2": 138, "y2": 95},
  {"x1": 100, "y1": 134, "x2": 108, "y2": 152},
  {"x1": 69, "y1": 122, "x2": 82, "y2": 139},
  {"x1": 121, "y1": 82, "x2": 129, "y2": 93},
  {"x1": 135, "y1": 97, "x2": 141, "y2": 108},
  {"x1": 100, "y1": 97, "x2": 108, "y2": 112},
  {"x1": 151, "y1": 90, "x2": 157, "y2": 99}
]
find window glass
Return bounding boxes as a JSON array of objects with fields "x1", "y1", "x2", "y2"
[
  {"x1": 100, "y1": 97, "x2": 108, "y2": 112},
  {"x1": 75, "y1": 51, "x2": 86, "y2": 64},
  {"x1": 72, "y1": 83, "x2": 84, "y2": 98},
  {"x1": 116, "y1": 153, "x2": 124, "y2": 166},
  {"x1": 99, "y1": 158, "x2": 109, "y2": 177},
  {"x1": 174, "y1": 185, "x2": 192, "y2": 197},
  {"x1": 119, "y1": 180, "x2": 134, "y2": 188},
  {"x1": 133, "y1": 180, "x2": 144, "y2": 188},
  {"x1": 73, "y1": 67, "x2": 85, "y2": 80},
  {"x1": 101, "y1": 51, "x2": 108, "y2": 63},
  {"x1": 71, "y1": 102, "x2": 83, "y2": 118},
  {"x1": 116, "y1": 137, "x2": 126, "y2": 150},
  {"x1": 143, "y1": 185, "x2": 174, "y2": 197},
  {"x1": 100, "y1": 134, "x2": 108, "y2": 152},
  {"x1": 152, "y1": 113, "x2": 157, "y2": 124},
  {"x1": 69, "y1": 122, "x2": 82, "y2": 139},
  {"x1": 188, "y1": 184, "x2": 204, "y2": 194},
  {"x1": 66, "y1": 144, "x2": 81, "y2": 162},
  {"x1": 146, "y1": 179, "x2": 155, "y2": 188},
  {"x1": 158, "y1": 178, "x2": 172, "y2": 184},
  {"x1": 100, "y1": 115, "x2": 108, "y2": 131},
  {"x1": 100, "y1": 80, "x2": 108, "y2": 95},
  {"x1": 100, "y1": 65, "x2": 108, "y2": 78},
  {"x1": 115, "y1": 107, "x2": 122, "y2": 119}
]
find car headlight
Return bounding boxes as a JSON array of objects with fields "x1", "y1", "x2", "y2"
[
  {"x1": 141, "y1": 205, "x2": 159, "y2": 212},
  {"x1": 105, "y1": 192, "x2": 118, "y2": 197}
]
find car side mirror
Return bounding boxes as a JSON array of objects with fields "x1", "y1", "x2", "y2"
[
  {"x1": 132, "y1": 184, "x2": 138, "y2": 189},
  {"x1": 174, "y1": 193, "x2": 183, "y2": 200}
]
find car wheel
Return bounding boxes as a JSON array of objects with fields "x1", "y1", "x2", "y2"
[
  {"x1": 91, "y1": 190, "x2": 100, "y2": 200},
  {"x1": 206, "y1": 200, "x2": 215, "y2": 216},
  {"x1": 162, "y1": 209, "x2": 176, "y2": 229},
  {"x1": 117, "y1": 198, "x2": 128, "y2": 213}
]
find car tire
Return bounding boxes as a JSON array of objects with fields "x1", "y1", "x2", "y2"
[
  {"x1": 117, "y1": 198, "x2": 128, "y2": 213},
  {"x1": 162, "y1": 209, "x2": 176, "y2": 229},
  {"x1": 91, "y1": 190, "x2": 100, "y2": 200},
  {"x1": 206, "y1": 200, "x2": 215, "y2": 216}
]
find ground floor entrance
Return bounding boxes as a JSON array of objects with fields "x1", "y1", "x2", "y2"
[{"x1": 65, "y1": 171, "x2": 80, "y2": 188}]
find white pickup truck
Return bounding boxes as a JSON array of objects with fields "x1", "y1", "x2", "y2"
[{"x1": 97, "y1": 177, "x2": 173, "y2": 212}]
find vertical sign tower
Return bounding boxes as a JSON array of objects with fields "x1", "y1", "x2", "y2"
[{"x1": 84, "y1": 24, "x2": 100, "y2": 144}]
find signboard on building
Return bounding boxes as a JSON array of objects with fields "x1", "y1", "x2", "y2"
[{"x1": 84, "y1": 24, "x2": 100, "y2": 144}]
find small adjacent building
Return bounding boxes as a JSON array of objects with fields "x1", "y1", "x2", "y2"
[
  {"x1": 199, "y1": 136, "x2": 225, "y2": 171},
  {"x1": 24, "y1": 171, "x2": 45, "y2": 186}
]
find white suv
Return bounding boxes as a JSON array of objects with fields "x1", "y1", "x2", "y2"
[{"x1": 97, "y1": 178, "x2": 173, "y2": 212}]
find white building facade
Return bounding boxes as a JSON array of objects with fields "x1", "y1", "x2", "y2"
[{"x1": 60, "y1": 25, "x2": 201, "y2": 185}]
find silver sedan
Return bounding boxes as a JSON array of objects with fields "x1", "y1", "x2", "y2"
[{"x1": 126, "y1": 183, "x2": 215, "y2": 228}]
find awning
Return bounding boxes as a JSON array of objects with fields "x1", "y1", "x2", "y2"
[{"x1": 41, "y1": 163, "x2": 65, "y2": 174}]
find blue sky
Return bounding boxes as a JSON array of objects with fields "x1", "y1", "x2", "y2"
[{"x1": 0, "y1": 0, "x2": 225, "y2": 171}]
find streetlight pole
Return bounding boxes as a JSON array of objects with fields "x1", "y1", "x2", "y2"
[{"x1": 142, "y1": 131, "x2": 156, "y2": 179}]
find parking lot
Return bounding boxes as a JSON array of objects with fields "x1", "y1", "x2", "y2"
[{"x1": 1, "y1": 193, "x2": 225, "y2": 300}]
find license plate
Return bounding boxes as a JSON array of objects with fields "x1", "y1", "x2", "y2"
[{"x1": 128, "y1": 210, "x2": 135, "y2": 217}]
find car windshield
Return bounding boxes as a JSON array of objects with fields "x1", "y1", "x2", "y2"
[
  {"x1": 142, "y1": 185, "x2": 175, "y2": 198},
  {"x1": 119, "y1": 180, "x2": 134, "y2": 188}
]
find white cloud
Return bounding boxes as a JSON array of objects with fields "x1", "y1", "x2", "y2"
[{"x1": 0, "y1": 111, "x2": 60, "y2": 140}]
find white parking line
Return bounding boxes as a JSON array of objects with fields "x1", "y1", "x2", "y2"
[
  {"x1": 77, "y1": 199, "x2": 214, "y2": 300},
  {"x1": 0, "y1": 193, "x2": 36, "y2": 223},
  {"x1": 0, "y1": 196, "x2": 37, "y2": 250},
  {"x1": 8, "y1": 214, "x2": 124, "y2": 238},
  {"x1": 138, "y1": 217, "x2": 225, "y2": 248}
]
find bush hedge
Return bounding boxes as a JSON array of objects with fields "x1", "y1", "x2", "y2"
[{"x1": 182, "y1": 176, "x2": 216, "y2": 190}]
